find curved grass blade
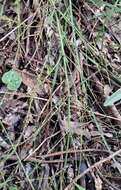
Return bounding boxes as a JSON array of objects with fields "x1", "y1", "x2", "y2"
[{"x1": 104, "y1": 89, "x2": 121, "y2": 107}]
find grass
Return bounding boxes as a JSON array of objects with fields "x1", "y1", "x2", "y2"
[{"x1": 0, "y1": 0, "x2": 121, "y2": 189}]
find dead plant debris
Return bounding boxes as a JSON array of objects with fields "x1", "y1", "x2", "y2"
[{"x1": 0, "y1": 0, "x2": 121, "y2": 190}]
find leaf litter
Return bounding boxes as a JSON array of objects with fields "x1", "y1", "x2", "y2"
[{"x1": 0, "y1": 0, "x2": 121, "y2": 190}]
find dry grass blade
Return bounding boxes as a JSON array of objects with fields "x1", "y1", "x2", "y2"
[
  {"x1": 65, "y1": 149, "x2": 121, "y2": 190},
  {"x1": 0, "y1": 0, "x2": 121, "y2": 189}
]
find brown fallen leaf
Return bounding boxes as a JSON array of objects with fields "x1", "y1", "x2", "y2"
[
  {"x1": 21, "y1": 70, "x2": 38, "y2": 90},
  {"x1": 59, "y1": 114, "x2": 113, "y2": 139},
  {"x1": 12, "y1": 68, "x2": 38, "y2": 90},
  {"x1": 59, "y1": 115, "x2": 104, "y2": 139},
  {"x1": 14, "y1": 69, "x2": 50, "y2": 95}
]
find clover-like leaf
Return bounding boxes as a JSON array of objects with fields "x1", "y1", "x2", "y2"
[{"x1": 2, "y1": 70, "x2": 22, "y2": 91}]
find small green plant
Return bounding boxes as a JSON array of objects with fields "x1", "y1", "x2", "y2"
[
  {"x1": 104, "y1": 89, "x2": 121, "y2": 107},
  {"x1": 2, "y1": 70, "x2": 22, "y2": 91}
]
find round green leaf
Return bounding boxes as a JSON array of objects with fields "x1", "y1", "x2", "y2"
[{"x1": 2, "y1": 70, "x2": 22, "y2": 91}]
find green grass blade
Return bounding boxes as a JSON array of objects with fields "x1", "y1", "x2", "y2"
[{"x1": 104, "y1": 89, "x2": 121, "y2": 107}]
